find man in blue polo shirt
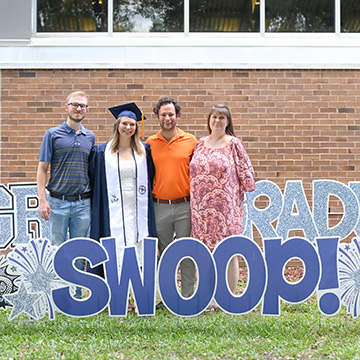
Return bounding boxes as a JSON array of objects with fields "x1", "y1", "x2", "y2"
[{"x1": 37, "y1": 90, "x2": 95, "y2": 297}]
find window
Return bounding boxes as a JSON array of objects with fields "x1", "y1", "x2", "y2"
[
  {"x1": 265, "y1": 0, "x2": 334, "y2": 32},
  {"x1": 190, "y1": 0, "x2": 260, "y2": 32},
  {"x1": 341, "y1": 0, "x2": 360, "y2": 32},
  {"x1": 37, "y1": 0, "x2": 108, "y2": 32},
  {"x1": 113, "y1": 0, "x2": 184, "y2": 32},
  {"x1": 36, "y1": 0, "x2": 360, "y2": 34}
]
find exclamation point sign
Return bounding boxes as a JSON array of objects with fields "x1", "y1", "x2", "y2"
[{"x1": 316, "y1": 237, "x2": 341, "y2": 316}]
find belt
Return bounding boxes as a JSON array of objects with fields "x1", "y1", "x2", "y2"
[
  {"x1": 49, "y1": 192, "x2": 91, "y2": 201},
  {"x1": 153, "y1": 196, "x2": 190, "y2": 205}
]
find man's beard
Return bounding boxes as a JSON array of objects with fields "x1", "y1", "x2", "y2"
[{"x1": 69, "y1": 113, "x2": 85, "y2": 122}]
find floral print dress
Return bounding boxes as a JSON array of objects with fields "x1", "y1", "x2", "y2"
[{"x1": 189, "y1": 137, "x2": 255, "y2": 252}]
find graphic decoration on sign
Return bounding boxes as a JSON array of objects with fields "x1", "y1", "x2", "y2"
[
  {"x1": 0, "y1": 256, "x2": 19, "y2": 309},
  {"x1": 338, "y1": 238, "x2": 360, "y2": 318},
  {"x1": 3, "y1": 239, "x2": 68, "y2": 320}
]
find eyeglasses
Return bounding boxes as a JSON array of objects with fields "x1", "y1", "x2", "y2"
[{"x1": 67, "y1": 102, "x2": 88, "y2": 109}]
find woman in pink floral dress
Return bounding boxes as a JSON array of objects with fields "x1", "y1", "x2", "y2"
[{"x1": 189, "y1": 104, "x2": 255, "y2": 303}]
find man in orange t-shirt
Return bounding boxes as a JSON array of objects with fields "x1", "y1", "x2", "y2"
[{"x1": 147, "y1": 97, "x2": 197, "y2": 299}]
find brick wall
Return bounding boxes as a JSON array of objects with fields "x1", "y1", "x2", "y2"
[{"x1": 1, "y1": 68, "x2": 359, "y2": 243}]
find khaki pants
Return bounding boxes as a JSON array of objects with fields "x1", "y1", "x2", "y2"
[{"x1": 154, "y1": 201, "x2": 195, "y2": 298}]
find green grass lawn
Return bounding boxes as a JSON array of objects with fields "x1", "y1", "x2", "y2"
[{"x1": 1, "y1": 296, "x2": 360, "y2": 360}]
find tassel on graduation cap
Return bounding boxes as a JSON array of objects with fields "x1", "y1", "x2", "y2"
[
  {"x1": 141, "y1": 113, "x2": 144, "y2": 140},
  {"x1": 109, "y1": 102, "x2": 146, "y2": 140}
]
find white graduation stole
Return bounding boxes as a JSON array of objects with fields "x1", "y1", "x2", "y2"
[{"x1": 104, "y1": 140, "x2": 149, "y2": 266}]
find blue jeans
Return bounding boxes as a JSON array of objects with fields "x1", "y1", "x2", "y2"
[
  {"x1": 48, "y1": 196, "x2": 91, "y2": 246},
  {"x1": 49, "y1": 196, "x2": 91, "y2": 298}
]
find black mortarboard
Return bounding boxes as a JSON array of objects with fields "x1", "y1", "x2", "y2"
[{"x1": 108, "y1": 102, "x2": 146, "y2": 122}]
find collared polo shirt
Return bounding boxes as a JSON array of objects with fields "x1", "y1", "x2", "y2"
[
  {"x1": 39, "y1": 121, "x2": 95, "y2": 195},
  {"x1": 146, "y1": 128, "x2": 197, "y2": 199}
]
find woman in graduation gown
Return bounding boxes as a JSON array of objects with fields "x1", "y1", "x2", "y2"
[{"x1": 89, "y1": 102, "x2": 156, "y2": 274}]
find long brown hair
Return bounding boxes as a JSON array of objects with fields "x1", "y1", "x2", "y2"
[
  {"x1": 207, "y1": 104, "x2": 235, "y2": 137},
  {"x1": 111, "y1": 117, "x2": 145, "y2": 156}
]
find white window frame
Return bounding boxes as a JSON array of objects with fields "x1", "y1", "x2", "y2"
[
  {"x1": 1, "y1": 0, "x2": 360, "y2": 69},
  {"x1": 32, "y1": 0, "x2": 343, "y2": 36}
]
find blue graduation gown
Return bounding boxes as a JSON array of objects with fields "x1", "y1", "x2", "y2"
[{"x1": 89, "y1": 142, "x2": 156, "y2": 244}]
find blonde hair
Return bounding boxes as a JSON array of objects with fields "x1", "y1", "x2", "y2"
[
  {"x1": 111, "y1": 117, "x2": 145, "y2": 156},
  {"x1": 66, "y1": 91, "x2": 88, "y2": 104}
]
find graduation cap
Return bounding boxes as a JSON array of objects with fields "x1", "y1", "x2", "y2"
[{"x1": 109, "y1": 102, "x2": 146, "y2": 139}]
